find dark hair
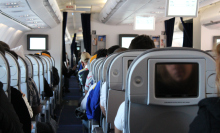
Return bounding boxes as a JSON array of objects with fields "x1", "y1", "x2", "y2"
[
  {"x1": 96, "y1": 49, "x2": 107, "y2": 59},
  {"x1": 107, "y1": 45, "x2": 120, "y2": 55},
  {"x1": 8, "y1": 50, "x2": 18, "y2": 60},
  {"x1": 0, "y1": 41, "x2": 10, "y2": 51},
  {"x1": 0, "y1": 44, "x2": 5, "y2": 55},
  {"x1": 129, "y1": 35, "x2": 155, "y2": 49},
  {"x1": 113, "y1": 47, "x2": 128, "y2": 53},
  {"x1": 41, "y1": 50, "x2": 51, "y2": 56}
]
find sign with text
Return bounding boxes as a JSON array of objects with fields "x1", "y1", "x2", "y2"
[{"x1": 65, "y1": 5, "x2": 76, "y2": 10}]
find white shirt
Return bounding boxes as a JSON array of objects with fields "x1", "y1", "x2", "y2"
[
  {"x1": 85, "y1": 71, "x2": 94, "y2": 91},
  {"x1": 80, "y1": 83, "x2": 97, "y2": 110},
  {"x1": 100, "y1": 82, "x2": 107, "y2": 111},
  {"x1": 114, "y1": 101, "x2": 125, "y2": 132}
]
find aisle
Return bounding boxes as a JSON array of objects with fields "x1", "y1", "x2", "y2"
[{"x1": 57, "y1": 76, "x2": 83, "y2": 133}]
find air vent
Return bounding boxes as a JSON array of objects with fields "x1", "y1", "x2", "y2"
[
  {"x1": 0, "y1": 10, "x2": 32, "y2": 29},
  {"x1": 11, "y1": 10, "x2": 24, "y2": 13}
]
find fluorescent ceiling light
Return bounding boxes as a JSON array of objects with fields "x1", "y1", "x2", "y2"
[
  {"x1": 134, "y1": 16, "x2": 155, "y2": 30},
  {"x1": 166, "y1": 0, "x2": 199, "y2": 17}
]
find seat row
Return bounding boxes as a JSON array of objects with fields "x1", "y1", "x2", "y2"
[
  {"x1": 0, "y1": 51, "x2": 58, "y2": 133},
  {"x1": 84, "y1": 47, "x2": 218, "y2": 133}
]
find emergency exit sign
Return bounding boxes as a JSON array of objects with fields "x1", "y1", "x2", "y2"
[{"x1": 65, "y1": 5, "x2": 76, "y2": 10}]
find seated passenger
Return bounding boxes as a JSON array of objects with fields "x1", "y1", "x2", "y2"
[
  {"x1": 84, "y1": 49, "x2": 107, "y2": 94},
  {"x1": 189, "y1": 44, "x2": 220, "y2": 133},
  {"x1": 100, "y1": 46, "x2": 128, "y2": 116},
  {"x1": 114, "y1": 35, "x2": 155, "y2": 133},
  {"x1": 78, "y1": 52, "x2": 91, "y2": 85}
]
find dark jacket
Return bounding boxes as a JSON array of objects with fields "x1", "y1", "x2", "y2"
[
  {"x1": 0, "y1": 82, "x2": 24, "y2": 133},
  {"x1": 11, "y1": 87, "x2": 31, "y2": 133},
  {"x1": 189, "y1": 97, "x2": 220, "y2": 133}
]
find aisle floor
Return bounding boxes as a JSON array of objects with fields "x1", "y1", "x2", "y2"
[{"x1": 56, "y1": 76, "x2": 83, "y2": 133}]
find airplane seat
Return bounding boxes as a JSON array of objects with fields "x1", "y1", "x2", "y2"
[
  {"x1": 105, "y1": 50, "x2": 144, "y2": 133},
  {"x1": 90, "y1": 59, "x2": 96, "y2": 72},
  {"x1": 124, "y1": 48, "x2": 217, "y2": 133},
  {"x1": 0, "y1": 52, "x2": 10, "y2": 99},
  {"x1": 92, "y1": 58, "x2": 104, "y2": 83},
  {"x1": 25, "y1": 55, "x2": 50, "y2": 122},
  {"x1": 98, "y1": 61, "x2": 104, "y2": 82},
  {"x1": 51, "y1": 56, "x2": 55, "y2": 66},
  {"x1": 205, "y1": 50, "x2": 216, "y2": 59},
  {"x1": 18, "y1": 56, "x2": 29, "y2": 99},
  {"x1": 94, "y1": 58, "x2": 104, "y2": 82},
  {"x1": 40, "y1": 55, "x2": 56, "y2": 116},
  {"x1": 5, "y1": 51, "x2": 21, "y2": 90}
]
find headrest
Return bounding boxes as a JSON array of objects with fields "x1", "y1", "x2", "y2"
[
  {"x1": 107, "y1": 50, "x2": 145, "y2": 91},
  {"x1": 126, "y1": 47, "x2": 216, "y2": 106}
]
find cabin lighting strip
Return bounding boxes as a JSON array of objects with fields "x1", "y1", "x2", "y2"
[{"x1": 0, "y1": 10, "x2": 32, "y2": 29}]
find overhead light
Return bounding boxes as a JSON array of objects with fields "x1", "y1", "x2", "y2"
[{"x1": 72, "y1": 13, "x2": 74, "y2": 15}]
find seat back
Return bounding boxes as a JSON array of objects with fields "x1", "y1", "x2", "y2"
[
  {"x1": 39, "y1": 56, "x2": 48, "y2": 81},
  {"x1": 90, "y1": 59, "x2": 96, "y2": 72},
  {"x1": 5, "y1": 51, "x2": 20, "y2": 90},
  {"x1": 98, "y1": 61, "x2": 104, "y2": 82},
  {"x1": 41, "y1": 56, "x2": 52, "y2": 86},
  {"x1": 34, "y1": 56, "x2": 45, "y2": 95},
  {"x1": 92, "y1": 58, "x2": 103, "y2": 83},
  {"x1": 0, "y1": 52, "x2": 10, "y2": 99},
  {"x1": 94, "y1": 58, "x2": 104, "y2": 82},
  {"x1": 25, "y1": 55, "x2": 40, "y2": 92},
  {"x1": 125, "y1": 48, "x2": 217, "y2": 133},
  {"x1": 102, "y1": 53, "x2": 117, "y2": 83},
  {"x1": 25, "y1": 56, "x2": 33, "y2": 78},
  {"x1": 18, "y1": 56, "x2": 28, "y2": 97},
  {"x1": 51, "y1": 56, "x2": 55, "y2": 66},
  {"x1": 206, "y1": 50, "x2": 216, "y2": 59},
  {"x1": 106, "y1": 50, "x2": 144, "y2": 130}
]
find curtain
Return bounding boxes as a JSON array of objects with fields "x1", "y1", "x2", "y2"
[
  {"x1": 62, "y1": 12, "x2": 68, "y2": 62},
  {"x1": 164, "y1": 17, "x2": 175, "y2": 47},
  {"x1": 81, "y1": 13, "x2": 91, "y2": 54},
  {"x1": 180, "y1": 17, "x2": 193, "y2": 47},
  {"x1": 71, "y1": 33, "x2": 77, "y2": 67}
]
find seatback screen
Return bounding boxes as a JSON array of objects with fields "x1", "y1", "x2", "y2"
[{"x1": 155, "y1": 63, "x2": 199, "y2": 98}]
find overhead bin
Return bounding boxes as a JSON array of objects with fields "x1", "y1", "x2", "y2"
[{"x1": 200, "y1": 2, "x2": 220, "y2": 29}]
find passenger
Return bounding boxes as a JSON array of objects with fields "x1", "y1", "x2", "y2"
[
  {"x1": 100, "y1": 47, "x2": 128, "y2": 116},
  {"x1": 189, "y1": 44, "x2": 220, "y2": 133},
  {"x1": 114, "y1": 35, "x2": 155, "y2": 133},
  {"x1": 84, "y1": 54, "x2": 97, "y2": 94},
  {"x1": 80, "y1": 49, "x2": 107, "y2": 110},
  {"x1": 85, "y1": 49, "x2": 107, "y2": 122},
  {"x1": 84, "y1": 49, "x2": 107, "y2": 95},
  {"x1": 0, "y1": 41, "x2": 33, "y2": 133},
  {"x1": 78, "y1": 52, "x2": 91, "y2": 85}
]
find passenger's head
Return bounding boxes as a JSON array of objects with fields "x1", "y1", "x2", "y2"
[
  {"x1": 0, "y1": 41, "x2": 10, "y2": 51},
  {"x1": 129, "y1": 35, "x2": 155, "y2": 49},
  {"x1": 81, "y1": 52, "x2": 90, "y2": 68},
  {"x1": 41, "y1": 50, "x2": 51, "y2": 58},
  {"x1": 0, "y1": 44, "x2": 5, "y2": 55},
  {"x1": 96, "y1": 49, "x2": 107, "y2": 59},
  {"x1": 113, "y1": 47, "x2": 128, "y2": 53},
  {"x1": 107, "y1": 45, "x2": 120, "y2": 56}
]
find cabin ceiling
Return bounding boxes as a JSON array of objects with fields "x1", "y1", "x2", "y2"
[{"x1": 0, "y1": 0, "x2": 219, "y2": 41}]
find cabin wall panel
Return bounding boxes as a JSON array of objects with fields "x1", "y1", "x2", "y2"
[
  {"x1": 201, "y1": 26, "x2": 220, "y2": 50},
  {"x1": 91, "y1": 14, "x2": 165, "y2": 49}
]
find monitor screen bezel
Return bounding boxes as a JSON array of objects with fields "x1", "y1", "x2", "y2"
[
  {"x1": 165, "y1": 0, "x2": 199, "y2": 17},
  {"x1": 119, "y1": 34, "x2": 138, "y2": 48},
  {"x1": 27, "y1": 34, "x2": 48, "y2": 51},
  {"x1": 148, "y1": 59, "x2": 206, "y2": 106}
]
